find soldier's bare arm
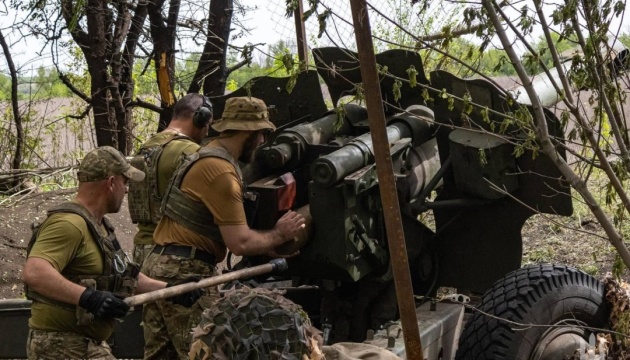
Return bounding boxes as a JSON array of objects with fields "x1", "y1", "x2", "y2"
[{"x1": 23, "y1": 257, "x2": 85, "y2": 305}]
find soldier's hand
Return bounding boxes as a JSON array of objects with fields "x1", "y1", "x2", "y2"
[
  {"x1": 79, "y1": 288, "x2": 130, "y2": 320},
  {"x1": 274, "y1": 210, "x2": 306, "y2": 244},
  {"x1": 166, "y1": 276, "x2": 204, "y2": 308}
]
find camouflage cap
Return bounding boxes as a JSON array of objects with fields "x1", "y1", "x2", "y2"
[
  {"x1": 211, "y1": 96, "x2": 276, "y2": 133},
  {"x1": 77, "y1": 146, "x2": 145, "y2": 183}
]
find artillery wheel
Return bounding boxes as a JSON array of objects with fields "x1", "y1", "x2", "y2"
[{"x1": 455, "y1": 264, "x2": 608, "y2": 360}]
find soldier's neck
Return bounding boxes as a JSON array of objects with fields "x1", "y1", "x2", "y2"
[
  {"x1": 75, "y1": 187, "x2": 106, "y2": 225},
  {"x1": 215, "y1": 137, "x2": 242, "y2": 161}
]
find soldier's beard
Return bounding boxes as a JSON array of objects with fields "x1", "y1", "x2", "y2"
[{"x1": 239, "y1": 131, "x2": 261, "y2": 163}]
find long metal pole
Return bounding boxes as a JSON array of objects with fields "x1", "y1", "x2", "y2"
[
  {"x1": 124, "y1": 259, "x2": 287, "y2": 307},
  {"x1": 348, "y1": 1, "x2": 423, "y2": 358},
  {"x1": 294, "y1": 0, "x2": 309, "y2": 70}
]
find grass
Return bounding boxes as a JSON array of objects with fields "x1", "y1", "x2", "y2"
[{"x1": 520, "y1": 167, "x2": 630, "y2": 281}]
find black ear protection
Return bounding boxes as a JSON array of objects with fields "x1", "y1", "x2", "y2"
[{"x1": 193, "y1": 96, "x2": 213, "y2": 128}]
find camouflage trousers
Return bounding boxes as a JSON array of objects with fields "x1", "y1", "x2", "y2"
[
  {"x1": 132, "y1": 243, "x2": 154, "y2": 269},
  {"x1": 141, "y1": 252, "x2": 219, "y2": 360},
  {"x1": 26, "y1": 329, "x2": 115, "y2": 360}
]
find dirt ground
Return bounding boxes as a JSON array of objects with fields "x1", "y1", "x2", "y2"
[
  {"x1": 0, "y1": 189, "x2": 138, "y2": 299},
  {"x1": 0, "y1": 188, "x2": 628, "y2": 299}
]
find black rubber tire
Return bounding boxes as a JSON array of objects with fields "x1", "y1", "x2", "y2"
[{"x1": 455, "y1": 264, "x2": 608, "y2": 360}]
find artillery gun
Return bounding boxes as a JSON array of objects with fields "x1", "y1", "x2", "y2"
[
  {"x1": 211, "y1": 46, "x2": 627, "y2": 358},
  {"x1": 1, "y1": 45, "x2": 627, "y2": 359}
]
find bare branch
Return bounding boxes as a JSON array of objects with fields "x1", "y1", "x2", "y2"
[
  {"x1": 226, "y1": 57, "x2": 251, "y2": 76},
  {"x1": 414, "y1": 23, "x2": 483, "y2": 44},
  {"x1": 67, "y1": 104, "x2": 93, "y2": 120},
  {"x1": 58, "y1": 73, "x2": 91, "y2": 103},
  {"x1": 0, "y1": 29, "x2": 24, "y2": 176},
  {"x1": 128, "y1": 98, "x2": 163, "y2": 113}
]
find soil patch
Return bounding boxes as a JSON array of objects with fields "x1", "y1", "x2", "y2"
[{"x1": 0, "y1": 189, "x2": 137, "y2": 299}]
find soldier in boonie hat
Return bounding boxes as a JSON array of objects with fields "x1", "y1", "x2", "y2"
[
  {"x1": 142, "y1": 96, "x2": 306, "y2": 359},
  {"x1": 78, "y1": 146, "x2": 145, "y2": 183},
  {"x1": 211, "y1": 96, "x2": 276, "y2": 133}
]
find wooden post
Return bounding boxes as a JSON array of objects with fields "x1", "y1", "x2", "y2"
[
  {"x1": 348, "y1": 0, "x2": 424, "y2": 358},
  {"x1": 294, "y1": 0, "x2": 309, "y2": 70}
]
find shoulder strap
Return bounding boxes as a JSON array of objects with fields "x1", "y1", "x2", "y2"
[
  {"x1": 160, "y1": 146, "x2": 245, "y2": 245},
  {"x1": 197, "y1": 146, "x2": 243, "y2": 180},
  {"x1": 140, "y1": 132, "x2": 192, "y2": 150},
  {"x1": 46, "y1": 202, "x2": 124, "y2": 278},
  {"x1": 129, "y1": 133, "x2": 195, "y2": 224}
]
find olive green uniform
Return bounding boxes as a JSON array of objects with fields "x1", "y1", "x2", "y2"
[
  {"x1": 26, "y1": 206, "x2": 115, "y2": 359},
  {"x1": 132, "y1": 132, "x2": 200, "y2": 266}
]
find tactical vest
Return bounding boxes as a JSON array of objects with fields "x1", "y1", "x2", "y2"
[
  {"x1": 161, "y1": 147, "x2": 247, "y2": 245},
  {"x1": 26, "y1": 202, "x2": 139, "y2": 311},
  {"x1": 128, "y1": 133, "x2": 192, "y2": 224}
]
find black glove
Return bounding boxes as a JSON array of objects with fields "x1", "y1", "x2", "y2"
[
  {"x1": 166, "y1": 276, "x2": 204, "y2": 308},
  {"x1": 79, "y1": 288, "x2": 130, "y2": 320}
]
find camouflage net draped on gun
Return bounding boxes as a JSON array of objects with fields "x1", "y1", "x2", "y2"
[{"x1": 189, "y1": 287, "x2": 323, "y2": 360}]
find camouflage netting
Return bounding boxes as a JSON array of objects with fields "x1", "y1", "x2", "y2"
[
  {"x1": 189, "y1": 286, "x2": 323, "y2": 360},
  {"x1": 600, "y1": 275, "x2": 630, "y2": 358}
]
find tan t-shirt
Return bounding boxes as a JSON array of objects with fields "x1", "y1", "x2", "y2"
[
  {"x1": 27, "y1": 211, "x2": 114, "y2": 342},
  {"x1": 153, "y1": 143, "x2": 247, "y2": 261},
  {"x1": 133, "y1": 132, "x2": 200, "y2": 245}
]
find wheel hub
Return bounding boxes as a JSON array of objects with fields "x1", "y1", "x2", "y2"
[{"x1": 532, "y1": 327, "x2": 590, "y2": 359}]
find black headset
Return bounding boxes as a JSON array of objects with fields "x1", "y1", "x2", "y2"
[{"x1": 192, "y1": 96, "x2": 213, "y2": 128}]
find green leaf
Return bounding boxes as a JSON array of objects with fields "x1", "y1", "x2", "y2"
[
  {"x1": 68, "y1": 0, "x2": 86, "y2": 32},
  {"x1": 317, "y1": 10, "x2": 331, "y2": 38},
  {"x1": 478, "y1": 148, "x2": 488, "y2": 166},
  {"x1": 393, "y1": 79, "x2": 402, "y2": 102},
  {"x1": 333, "y1": 105, "x2": 346, "y2": 132},
  {"x1": 406, "y1": 65, "x2": 417, "y2": 88}
]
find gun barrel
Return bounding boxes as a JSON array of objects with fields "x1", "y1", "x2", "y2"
[
  {"x1": 311, "y1": 106, "x2": 435, "y2": 187},
  {"x1": 311, "y1": 123, "x2": 410, "y2": 187},
  {"x1": 511, "y1": 64, "x2": 571, "y2": 107},
  {"x1": 512, "y1": 43, "x2": 630, "y2": 107},
  {"x1": 264, "y1": 106, "x2": 359, "y2": 169}
]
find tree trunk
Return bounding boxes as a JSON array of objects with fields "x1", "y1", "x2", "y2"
[
  {"x1": 148, "y1": 0, "x2": 179, "y2": 131},
  {"x1": 121, "y1": 3, "x2": 148, "y2": 153},
  {"x1": 59, "y1": 0, "x2": 142, "y2": 153},
  {"x1": 188, "y1": 0, "x2": 234, "y2": 97},
  {"x1": 0, "y1": 29, "x2": 23, "y2": 188}
]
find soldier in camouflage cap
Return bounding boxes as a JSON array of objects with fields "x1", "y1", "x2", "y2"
[
  {"x1": 78, "y1": 146, "x2": 145, "y2": 183},
  {"x1": 23, "y1": 146, "x2": 202, "y2": 360}
]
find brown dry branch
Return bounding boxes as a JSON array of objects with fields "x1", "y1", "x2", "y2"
[
  {"x1": 0, "y1": 166, "x2": 76, "y2": 206},
  {"x1": 481, "y1": 0, "x2": 630, "y2": 272}
]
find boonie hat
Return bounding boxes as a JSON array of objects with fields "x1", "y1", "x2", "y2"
[
  {"x1": 78, "y1": 146, "x2": 145, "y2": 182},
  {"x1": 211, "y1": 96, "x2": 276, "y2": 133}
]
